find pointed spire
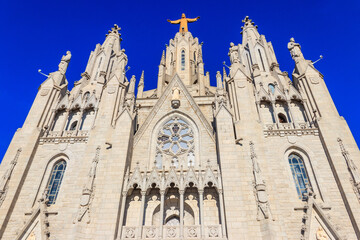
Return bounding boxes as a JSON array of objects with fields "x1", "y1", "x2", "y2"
[
  {"x1": 137, "y1": 71, "x2": 144, "y2": 98},
  {"x1": 139, "y1": 71, "x2": 144, "y2": 86},
  {"x1": 216, "y1": 71, "x2": 223, "y2": 89},
  {"x1": 223, "y1": 67, "x2": 227, "y2": 80},
  {"x1": 128, "y1": 75, "x2": 136, "y2": 94},
  {"x1": 197, "y1": 48, "x2": 203, "y2": 63},
  {"x1": 160, "y1": 50, "x2": 166, "y2": 66}
]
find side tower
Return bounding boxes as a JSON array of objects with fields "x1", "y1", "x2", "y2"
[
  {"x1": 0, "y1": 25, "x2": 136, "y2": 239},
  {"x1": 218, "y1": 16, "x2": 360, "y2": 239}
]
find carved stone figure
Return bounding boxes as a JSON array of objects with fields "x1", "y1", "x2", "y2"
[
  {"x1": 0, "y1": 148, "x2": 21, "y2": 206},
  {"x1": 338, "y1": 138, "x2": 360, "y2": 201},
  {"x1": 228, "y1": 42, "x2": 240, "y2": 64},
  {"x1": 316, "y1": 227, "x2": 328, "y2": 240},
  {"x1": 249, "y1": 141, "x2": 272, "y2": 220},
  {"x1": 287, "y1": 38, "x2": 304, "y2": 62},
  {"x1": 75, "y1": 146, "x2": 100, "y2": 224},
  {"x1": 58, "y1": 51, "x2": 72, "y2": 74}
]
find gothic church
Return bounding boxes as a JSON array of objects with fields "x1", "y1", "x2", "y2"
[{"x1": 0, "y1": 14, "x2": 360, "y2": 240}]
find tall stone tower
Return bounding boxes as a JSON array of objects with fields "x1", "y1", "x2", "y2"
[{"x1": 0, "y1": 15, "x2": 359, "y2": 240}]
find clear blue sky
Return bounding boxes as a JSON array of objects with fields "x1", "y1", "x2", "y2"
[{"x1": 1, "y1": 0, "x2": 359, "y2": 161}]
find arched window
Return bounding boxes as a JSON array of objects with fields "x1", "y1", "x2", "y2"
[
  {"x1": 288, "y1": 154, "x2": 310, "y2": 200},
  {"x1": 83, "y1": 92, "x2": 90, "y2": 101},
  {"x1": 194, "y1": 51, "x2": 196, "y2": 62},
  {"x1": 46, "y1": 160, "x2": 67, "y2": 204},
  {"x1": 69, "y1": 121, "x2": 78, "y2": 131},
  {"x1": 181, "y1": 50, "x2": 185, "y2": 71},
  {"x1": 268, "y1": 84, "x2": 275, "y2": 94},
  {"x1": 278, "y1": 113, "x2": 287, "y2": 123}
]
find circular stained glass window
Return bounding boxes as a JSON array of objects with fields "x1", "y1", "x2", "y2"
[{"x1": 157, "y1": 117, "x2": 194, "y2": 157}]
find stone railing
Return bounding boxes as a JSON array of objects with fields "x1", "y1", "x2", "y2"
[
  {"x1": 205, "y1": 225, "x2": 222, "y2": 238},
  {"x1": 142, "y1": 226, "x2": 159, "y2": 239},
  {"x1": 184, "y1": 225, "x2": 201, "y2": 238},
  {"x1": 121, "y1": 225, "x2": 224, "y2": 239},
  {"x1": 122, "y1": 226, "x2": 139, "y2": 239},
  {"x1": 263, "y1": 122, "x2": 318, "y2": 138},
  {"x1": 39, "y1": 130, "x2": 89, "y2": 144},
  {"x1": 163, "y1": 226, "x2": 180, "y2": 239}
]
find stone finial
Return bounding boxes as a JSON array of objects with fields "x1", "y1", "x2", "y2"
[
  {"x1": 216, "y1": 71, "x2": 223, "y2": 89},
  {"x1": 106, "y1": 24, "x2": 121, "y2": 37},
  {"x1": 241, "y1": 16, "x2": 258, "y2": 30},
  {"x1": 160, "y1": 50, "x2": 166, "y2": 66}
]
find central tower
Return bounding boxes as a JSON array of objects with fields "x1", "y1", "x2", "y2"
[{"x1": 157, "y1": 14, "x2": 209, "y2": 96}]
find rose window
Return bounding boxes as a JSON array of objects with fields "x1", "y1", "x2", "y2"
[{"x1": 156, "y1": 117, "x2": 195, "y2": 168}]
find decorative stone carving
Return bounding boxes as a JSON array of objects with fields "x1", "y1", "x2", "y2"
[
  {"x1": 316, "y1": 227, "x2": 328, "y2": 240},
  {"x1": 287, "y1": 38, "x2": 304, "y2": 62},
  {"x1": 74, "y1": 146, "x2": 101, "y2": 224},
  {"x1": 338, "y1": 138, "x2": 360, "y2": 202},
  {"x1": 171, "y1": 87, "x2": 181, "y2": 109},
  {"x1": 0, "y1": 148, "x2": 21, "y2": 207},
  {"x1": 249, "y1": 142, "x2": 273, "y2": 220},
  {"x1": 228, "y1": 42, "x2": 240, "y2": 64}
]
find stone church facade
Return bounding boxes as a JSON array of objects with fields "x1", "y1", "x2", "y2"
[{"x1": 0, "y1": 15, "x2": 360, "y2": 240}]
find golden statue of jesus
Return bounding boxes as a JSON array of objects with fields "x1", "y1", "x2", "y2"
[{"x1": 167, "y1": 13, "x2": 200, "y2": 33}]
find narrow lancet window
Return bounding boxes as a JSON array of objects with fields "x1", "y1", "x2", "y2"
[
  {"x1": 268, "y1": 84, "x2": 275, "y2": 94},
  {"x1": 288, "y1": 154, "x2": 310, "y2": 200},
  {"x1": 181, "y1": 50, "x2": 185, "y2": 71},
  {"x1": 46, "y1": 160, "x2": 67, "y2": 204}
]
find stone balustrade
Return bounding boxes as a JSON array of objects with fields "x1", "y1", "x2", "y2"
[{"x1": 121, "y1": 225, "x2": 223, "y2": 239}]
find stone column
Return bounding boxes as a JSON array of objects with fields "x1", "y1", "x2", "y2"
[
  {"x1": 218, "y1": 189, "x2": 227, "y2": 238},
  {"x1": 255, "y1": 101, "x2": 263, "y2": 123},
  {"x1": 286, "y1": 100, "x2": 296, "y2": 128},
  {"x1": 199, "y1": 188, "x2": 205, "y2": 238},
  {"x1": 159, "y1": 190, "x2": 165, "y2": 238},
  {"x1": 179, "y1": 189, "x2": 184, "y2": 238},
  {"x1": 138, "y1": 191, "x2": 146, "y2": 238},
  {"x1": 60, "y1": 109, "x2": 70, "y2": 135},
  {"x1": 75, "y1": 108, "x2": 84, "y2": 133},
  {"x1": 117, "y1": 191, "x2": 128, "y2": 240},
  {"x1": 271, "y1": 101, "x2": 280, "y2": 128}
]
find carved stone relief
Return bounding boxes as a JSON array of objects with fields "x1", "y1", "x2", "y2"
[
  {"x1": 74, "y1": 146, "x2": 101, "y2": 224},
  {"x1": 0, "y1": 148, "x2": 22, "y2": 207}
]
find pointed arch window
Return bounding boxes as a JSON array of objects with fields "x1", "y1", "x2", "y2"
[
  {"x1": 46, "y1": 160, "x2": 67, "y2": 204},
  {"x1": 268, "y1": 84, "x2": 275, "y2": 94},
  {"x1": 181, "y1": 50, "x2": 185, "y2": 71},
  {"x1": 288, "y1": 154, "x2": 310, "y2": 200}
]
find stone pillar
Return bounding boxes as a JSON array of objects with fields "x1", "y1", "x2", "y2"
[
  {"x1": 75, "y1": 108, "x2": 84, "y2": 133},
  {"x1": 138, "y1": 191, "x2": 146, "y2": 238},
  {"x1": 159, "y1": 190, "x2": 165, "y2": 238},
  {"x1": 60, "y1": 109, "x2": 70, "y2": 135},
  {"x1": 218, "y1": 189, "x2": 227, "y2": 238},
  {"x1": 199, "y1": 189, "x2": 205, "y2": 238},
  {"x1": 179, "y1": 189, "x2": 184, "y2": 238},
  {"x1": 286, "y1": 100, "x2": 296, "y2": 128},
  {"x1": 271, "y1": 101, "x2": 280, "y2": 128},
  {"x1": 117, "y1": 191, "x2": 127, "y2": 239},
  {"x1": 255, "y1": 101, "x2": 263, "y2": 123}
]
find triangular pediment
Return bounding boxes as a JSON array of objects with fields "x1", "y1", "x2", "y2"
[
  {"x1": 134, "y1": 73, "x2": 215, "y2": 147},
  {"x1": 307, "y1": 202, "x2": 342, "y2": 240}
]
